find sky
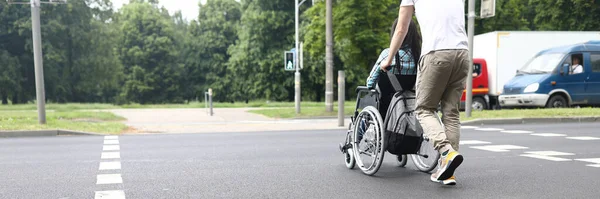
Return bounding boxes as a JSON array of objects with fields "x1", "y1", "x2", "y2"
[{"x1": 111, "y1": 0, "x2": 207, "y2": 21}]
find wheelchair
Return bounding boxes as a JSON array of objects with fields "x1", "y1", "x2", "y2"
[{"x1": 338, "y1": 85, "x2": 440, "y2": 176}]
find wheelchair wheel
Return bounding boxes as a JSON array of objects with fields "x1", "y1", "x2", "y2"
[
  {"x1": 410, "y1": 112, "x2": 442, "y2": 173},
  {"x1": 352, "y1": 106, "x2": 385, "y2": 176},
  {"x1": 397, "y1": 155, "x2": 407, "y2": 167},
  {"x1": 410, "y1": 136, "x2": 439, "y2": 173},
  {"x1": 342, "y1": 124, "x2": 356, "y2": 169}
]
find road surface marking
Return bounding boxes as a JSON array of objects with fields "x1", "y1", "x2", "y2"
[
  {"x1": 105, "y1": 136, "x2": 119, "y2": 140},
  {"x1": 531, "y1": 133, "x2": 566, "y2": 137},
  {"x1": 95, "y1": 190, "x2": 125, "y2": 199},
  {"x1": 461, "y1": 126, "x2": 478, "y2": 129},
  {"x1": 104, "y1": 140, "x2": 120, "y2": 145},
  {"x1": 460, "y1": 140, "x2": 491, "y2": 145},
  {"x1": 96, "y1": 174, "x2": 123, "y2": 184},
  {"x1": 520, "y1": 151, "x2": 574, "y2": 162},
  {"x1": 566, "y1": 136, "x2": 600, "y2": 141},
  {"x1": 101, "y1": 152, "x2": 120, "y2": 159},
  {"x1": 575, "y1": 158, "x2": 600, "y2": 168},
  {"x1": 470, "y1": 145, "x2": 528, "y2": 152},
  {"x1": 501, "y1": 130, "x2": 533, "y2": 134},
  {"x1": 99, "y1": 162, "x2": 122, "y2": 170},
  {"x1": 103, "y1": 145, "x2": 120, "y2": 151},
  {"x1": 475, "y1": 128, "x2": 504, "y2": 132}
]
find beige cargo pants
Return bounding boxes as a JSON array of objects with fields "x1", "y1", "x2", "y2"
[{"x1": 415, "y1": 49, "x2": 470, "y2": 153}]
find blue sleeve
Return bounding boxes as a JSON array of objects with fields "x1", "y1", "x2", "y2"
[{"x1": 366, "y1": 49, "x2": 390, "y2": 88}]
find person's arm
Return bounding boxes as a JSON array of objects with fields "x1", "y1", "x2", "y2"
[
  {"x1": 366, "y1": 49, "x2": 390, "y2": 88},
  {"x1": 381, "y1": 5, "x2": 414, "y2": 72}
]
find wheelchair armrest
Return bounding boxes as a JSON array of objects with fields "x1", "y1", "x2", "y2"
[{"x1": 356, "y1": 86, "x2": 377, "y2": 93}]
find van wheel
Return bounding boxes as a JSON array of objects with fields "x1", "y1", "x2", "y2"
[
  {"x1": 472, "y1": 97, "x2": 487, "y2": 111},
  {"x1": 546, "y1": 95, "x2": 568, "y2": 108}
]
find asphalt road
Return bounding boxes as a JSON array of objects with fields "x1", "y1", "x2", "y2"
[{"x1": 1, "y1": 122, "x2": 600, "y2": 199}]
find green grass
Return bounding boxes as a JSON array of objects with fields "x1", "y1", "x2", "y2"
[
  {"x1": 249, "y1": 106, "x2": 600, "y2": 120},
  {"x1": 0, "y1": 111, "x2": 127, "y2": 134},
  {"x1": 0, "y1": 101, "x2": 357, "y2": 111},
  {"x1": 248, "y1": 106, "x2": 356, "y2": 119}
]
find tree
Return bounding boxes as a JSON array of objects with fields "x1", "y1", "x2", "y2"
[{"x1": 115, "y1": 0, "x2": 184, "y2": 104}]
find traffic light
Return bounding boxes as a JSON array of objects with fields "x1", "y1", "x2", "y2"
[{"x1": 285, "y1": 51, "x2": 295, "y2": 71}]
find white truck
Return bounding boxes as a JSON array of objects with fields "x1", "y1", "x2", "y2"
[{"x1": 467, "y1": 31, "x2": 600, "y2": 109}]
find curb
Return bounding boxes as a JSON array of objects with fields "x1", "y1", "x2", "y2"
[
  {"x1": 460, "y1": 117, "x2": 600, "y2": 126},
  {"x1": 0, "y1": 129, "x2": 104, "y2": 138}
]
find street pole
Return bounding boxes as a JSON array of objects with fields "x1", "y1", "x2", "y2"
[
  {"x1": 31, "y1": 0, "x2": 47, "y2": 124},
  {"x1": 465, "y1": 0, "x2": 475, "y2": 117},
  {"x1": 295, "y1": 0, "x2": 301, "y2": 114},
  {"x1": 338, "y1": 71, "x2": 345, "y2": 127},
  {"x1": 325, "y1": 0, "x2": 333, "y2": 112}
]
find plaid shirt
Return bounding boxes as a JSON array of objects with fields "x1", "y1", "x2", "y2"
[{"x1": 366, "y1": 47, "x2": 417, "y2": 88}]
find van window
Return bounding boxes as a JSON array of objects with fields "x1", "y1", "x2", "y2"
[
  {"x1": 568, "y1": 53, "x2": 584, "y2": 75},
  {"x1": 592, "y1": 54, "x2": 600, "y2": 72}
]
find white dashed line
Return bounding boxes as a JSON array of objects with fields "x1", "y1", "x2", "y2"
[
  {"x1": 96, "y1": 136, "x2": 125, "y2": 198},
  {"x1": 103, "y1": 145, "x2": 120, "y2": 151},
  {"x1": 105, "y1": 136, "x2": 119, "y2": 140},
  {"x1": 566, "y1": 136, "x2": 600, "y2": 141},
  {"x1": 470, "y1": 145, "x2": 529, "y2": 152},
  {"x1": 95, "y1": 190, "x2": 126, "y2": 199},
  {"x1": 475, "y1": 128, "x2": 504, "y2": 132},
  {"x1": 99, "y1": 162, "x2": 122, "y2": 170},
  {"x1": 96, "y1": 174, "x2": 123, "y2": 185},
  {"x1": 104, "y1": 140, "x2": 120, "y2": 145},
  {"x1": 520, "y1": 151, "x2": 574, "y2": 162},
  {"x1": 461, "y1": 126, "x2": 478, "y2": 129},
  {"x1": 575, "y1": 158, "x2": 600, "y2": 168},
  {"x1": 101, "y1": 152, "x2": 120, "y2": 159},
  {"x1": 501, "y1": 130, "x2": 533, "y2": 134},
  {"x1": 460, "y1": 140, "x2": 492, "y2": 145},
  {"x1": 531, "y1": 133, "x2": 566, "y2": 137}
]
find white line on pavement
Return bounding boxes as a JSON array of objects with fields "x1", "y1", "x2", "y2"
[
  {"x1": 96, "y1": 174, "x2": 123, "y2": 185},
  {"x1": 475, "y1": 128, "x2": 505, "y2": 132},
  {"x1": 461, "y1": 126, "x2": 478, "y2": 129},
  {"x1": 574, "y1": 158, "x2": 600, "y2": 164},
  {"x1": 95, "y1": 190, "x2": 126, "y2": 199},
  {"x1": 105, "y1": 136, "x2": 119, "y2": 140},
  {"x1": 101, "y1": 152, "x2": 120, "y2": 159},
  {"x1": 470, "y1": 145, "x2": 529, "y2": 152},
  {"x1": 104, "y1": 140, "x2": 120, "y2": 145},
  {"x1": 501, "y1": 130, "x2": 533, "y2": 134},
  {"x1": 103, "y1": 145, "x2": 120, "y2": 151},
  {"x1": 531, "y1": 133, "x2": 566, "y2": 137},
  {"x1": 566, "y1": 136, "x2": 600, "y2": 141},
  {"x1": 587, "y1": 164, "x2": 600, "y2": 168},
  {"x1": 520, "y1": 151, "x2": 575, "y2": 162},
  {"x1": 99, "y1": 162, "x2": 122, "y2": 170},
  {"x1": 460, "y1": 140, "x2": 491, "y2": 145}
]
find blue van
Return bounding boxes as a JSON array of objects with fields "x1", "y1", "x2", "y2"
[{"x1": 499, "y1": 41, "x2": 600, "y2": 108}]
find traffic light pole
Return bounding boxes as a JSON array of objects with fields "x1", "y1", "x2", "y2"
[
  {"x1": 295, "y1": 0, "x2": 301, "y2": 114},
  {"x1": 465, "y1": 0, "x2": 475, "y2": 117}
]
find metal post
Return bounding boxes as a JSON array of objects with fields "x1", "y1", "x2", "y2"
[
  {"x1": 31, "y1": 0, "x2": 46, "y2": 124},
  {"x1": 338, "y1": 71, "x2": 345, "y2": 127},
  {"x1": 295, "y1": 0, "x2": 301, "y2": 114},
  {"x1": 325, "y1": 0, "x2": 333, "y2": 112},
  {"x1": 465, "y1": 0, "x2": 475, "y2": 117},
  {"x1": 208, "y1": 89, "x2": 213, "y2": 116}
]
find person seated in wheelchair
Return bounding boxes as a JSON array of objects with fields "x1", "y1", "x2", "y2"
[{"x1": 365, "y1": 18, "x2": 421, "y2": 120}]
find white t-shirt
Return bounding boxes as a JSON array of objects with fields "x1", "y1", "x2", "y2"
[
  {"x1": 400, "y1": 0, "x2": 469, "y2": 57},
  {"x1": 571, "y1": 64, "x2": 583, "y2": 74}
]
